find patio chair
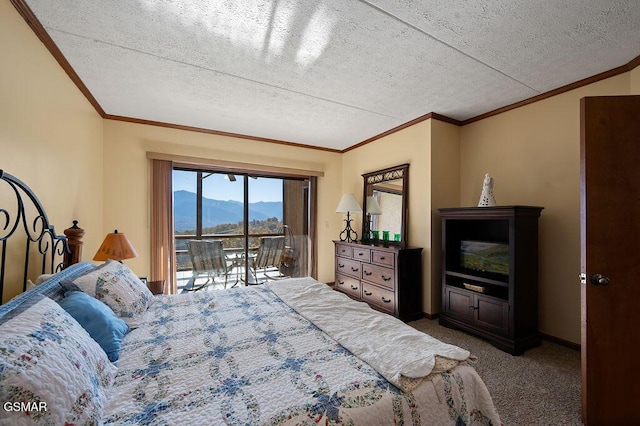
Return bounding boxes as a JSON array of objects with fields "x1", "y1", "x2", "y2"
[
  {"x1": 264, "y1": 225, "x2": 298, "y2": 280},
  {"x1": 185, "y1": 239, "x2": 235, "y2": 291},
  {"x1": 249, "y1": 235, "x2": 285, "y2": 284}
]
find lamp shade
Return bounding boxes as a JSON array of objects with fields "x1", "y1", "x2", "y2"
[
  {"x1": 93, "y1": 230, "x2": 138, "y2": 261},
  {"x1": 366, "y1": 196, "x2": 383, "y2": 215},
  {"x1": 335, "y1": 194, "x2": 362, "y2": 213}
]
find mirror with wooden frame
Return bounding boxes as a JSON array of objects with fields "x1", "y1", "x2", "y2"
[{"x1": 361, "y1": 163, "x2": 409, "y2": 246}]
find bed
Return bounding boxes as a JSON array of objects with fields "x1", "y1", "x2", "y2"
[{"x1": 0, "y1": 171, "x2": 501, "y2": 425}]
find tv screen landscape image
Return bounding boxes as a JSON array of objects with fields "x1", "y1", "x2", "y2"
[{"x1": 460, "y1": 240, "x2": 509, "y2": 276}]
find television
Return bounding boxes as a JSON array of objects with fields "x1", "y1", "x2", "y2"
[{"x1": 460, "y1": 240, "x2": 509, "y2": 277}]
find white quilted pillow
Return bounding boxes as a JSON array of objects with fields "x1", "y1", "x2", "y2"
[
  {"x1": 0, "y1": 296, "x2": 116, "y2": 425},
  {"x1": 62, "y1": 259, "x2": 153, "y2": 326}
]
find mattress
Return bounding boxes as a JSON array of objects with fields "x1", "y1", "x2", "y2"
[{"x1": 102, "y1": 278, "x2": 501, "y2": 425}]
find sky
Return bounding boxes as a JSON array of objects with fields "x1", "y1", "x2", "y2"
[{"x1": 172, "y1": 170, "x2": 283, "y2": 202}]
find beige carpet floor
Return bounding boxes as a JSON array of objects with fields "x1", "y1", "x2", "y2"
[{"x1": 409, "y1": 318, "x2": 583, "y2": 425}]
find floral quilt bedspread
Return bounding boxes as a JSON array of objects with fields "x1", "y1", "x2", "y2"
[{"x1": 103, "y1": 283, "x2": 501, "y2": 425}]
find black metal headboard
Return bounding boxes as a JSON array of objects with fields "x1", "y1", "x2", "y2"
[{"x1": 0, "y1": 170, "x2": 77, "y2": 300}]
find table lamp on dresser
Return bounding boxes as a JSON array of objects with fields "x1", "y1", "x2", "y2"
[{"x1": 335, "y1": 194, "x2": 361, "y2": 243}]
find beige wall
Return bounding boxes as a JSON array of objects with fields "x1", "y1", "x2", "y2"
[
  {"x1": 344, "y1": 72, "x2": 633, "y2": 344},
  {"x1": 5, "y1": 0, "x2": 640, "y2": 343},
  {"x1": 102, "y1": 120, "x2": 342, "y2": 283},
  {"x1": 632, "y1": 66, "x2": 640, "y2": 93},
  {"x1": 0, "y1": 2, "x2": 104, "y2": 302},
  {"x1": 342, "y1": 121, "x2": 435, "y2": 311},
  {"x1": 339, "y1": 119, "x2": 460, "y2": 315},
  {"x1": 429, "y1": 120, "x2": 461, "y2": 313},
  {"x1": 459, "y1": 73, "x2": 631, "y2": 344}
]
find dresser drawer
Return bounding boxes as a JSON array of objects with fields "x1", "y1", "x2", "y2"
[
  {"x1": 336, "y1": 257, "x2": 362, "y2": 278},
  {"x1": 371, "y1": 250, "x2": 394, "y2": 267},
  {"x1": 335, "y1": 244, "x2": 352, "y2": 258},
  {"x1": 361, "y1": 263, "x2": 395, "y2": 289},
  {"x1": 335, "y1": 273, "x2": 362, "y2": 299},
  {"x1": 362, "y1": 282, "x2": 395, "y2": 314},
  {"x1": 352, "y1": 247, "x2": 371, "y2": 263}
]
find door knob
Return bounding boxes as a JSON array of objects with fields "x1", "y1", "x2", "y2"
[{"x1": 590, "y1": 274, "x2": 610, "y2": 286}]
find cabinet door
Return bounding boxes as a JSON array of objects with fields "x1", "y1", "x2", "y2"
[
  {"x1": 444, "y1": 287, "x2": 474, "y2": 322},
  {"x1": 475, "y1": 295, "x2": 509, "y2": 336}
]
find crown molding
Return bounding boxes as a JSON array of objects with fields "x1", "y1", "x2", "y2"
[
  {"x1": 104, "y1": 115, "x2": 341, "y2": 153},
  {"x1": 11, "y1": 0, "x2": 105, "y2": 116},
  {"x1": 346, "y1": 52, "x2": 640, "y2": 151},
  {"x1": 461, "y1": 56, "x2": 640, "y2": 126},
  {"x1": 341, "y1": 112, "x2": 463, "y2": 153}
]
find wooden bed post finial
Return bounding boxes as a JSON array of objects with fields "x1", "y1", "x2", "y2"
[{"x1": 64, "y1": 220, "x2": 85, "y2": 266}]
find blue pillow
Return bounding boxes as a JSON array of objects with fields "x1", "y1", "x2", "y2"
[{"x1": 58, "y1": 291, "x2": 130, "y2": 362}]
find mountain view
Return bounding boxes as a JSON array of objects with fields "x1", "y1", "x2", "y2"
[{"x1": 174, "y1": 190, "x2": 282, "y2": 232}]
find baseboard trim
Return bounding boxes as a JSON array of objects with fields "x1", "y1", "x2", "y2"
[
  {"x1": 419, "y1": 312, "x2": 580, "y2": 351},
  {"x1": 540, "y1": 332, "x2": 581, "y2": 351},
  {"x1": 349, "y1": 305, "x2": 581, "y2": 352}
]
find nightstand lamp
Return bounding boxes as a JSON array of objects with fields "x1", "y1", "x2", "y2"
[
  {"x1": 335, "y1": 194, "x2": 362, "y2": 243},
  {"x1": 93, "y1": 230, "x2": 138, "y2": 262}
]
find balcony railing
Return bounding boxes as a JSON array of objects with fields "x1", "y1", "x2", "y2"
[
  {"x1": 175, "y1": 233, "x2": 283, "y2": 271},
  {"x1": 175, "y1": 232, "x2": 289, "y2": 290}
]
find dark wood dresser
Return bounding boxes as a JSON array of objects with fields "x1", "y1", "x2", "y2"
[{"x1": 333, "y1": 240, "x2": 423, "y2": 321}]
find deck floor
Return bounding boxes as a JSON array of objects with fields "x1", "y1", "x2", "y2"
[{"x1": 176, "y1": 265, "x2": 285, "y2": 293}]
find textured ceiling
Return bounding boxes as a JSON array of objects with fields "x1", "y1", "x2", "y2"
[{"x1": 21, "y1": 0, "x2": 640, "y2": 151}]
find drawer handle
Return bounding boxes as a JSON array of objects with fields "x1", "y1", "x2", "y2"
[
  {"x1": 338, "y1": 280, "x2": 345, "y2": 285},
  {"x1": 351, "y1": 267, "x2": 359, "y2": 272},
  {"x1": 381, "y1": 297, "x2": 391, "y2": 303},
  {"x1": 357, "y1": 252, "x2": 364, "y2": 256},
  {"x1": 363, "y1": 271, "x2": 372, "y2": 276},
  {"x1": 379, "y1": 256, "x2": 385, "y2": 260},
  {"x1": 363, "y1": 290, "x2": 372, "y2": 296},
  {"x1": 382, "y1": 275, "x2": 392, "y2": 281},
  {"x1": 350, "y1": 285, "x2": 358, "y2": 290},
  {"x1": 469, "y1": 306, "x2": 478, "y2": 310},
  {"x1": 338, "y1": 263, "x2": 345, "y2": 268}
]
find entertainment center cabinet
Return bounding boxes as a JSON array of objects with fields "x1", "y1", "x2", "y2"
[{"x1": 438, "y1": 206, "x2": 543, "y2": 355}]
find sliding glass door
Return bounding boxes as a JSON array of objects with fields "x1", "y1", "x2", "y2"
[{"x1": 173, "y1": 168, "x2": 310, "y2": 291}]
